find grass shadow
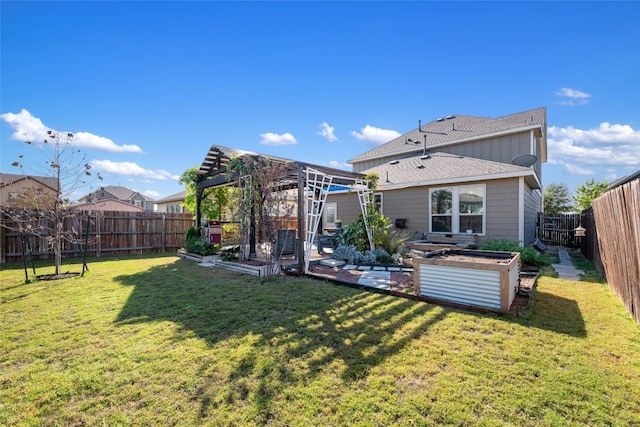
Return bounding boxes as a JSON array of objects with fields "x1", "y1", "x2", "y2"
[
  {"x1": 113, "y1": 258, "x2": 448, "y2": 420},
  {"x1": 519, "y1": 289, "x2": 587, "y2": 338}
]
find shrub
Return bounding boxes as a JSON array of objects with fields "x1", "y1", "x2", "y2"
[
  {"x1": 372, "y1": 249, "x2": 393, "y2": 265},
  {"x1": 379, "y1": 229, "x2": 411, "y2": 255},
  {"x1": 220, "y1": 246, "x2": 240, "y2": 261},
  {"x1": 185, "y1": 227, "x2": 201, "y2": 253},
  {"x1": 333, "y1": 244, "x2": 363, "y2": 264},
  {"x1": 479, "y1": 239, "x2": 552, "y2": 267}
]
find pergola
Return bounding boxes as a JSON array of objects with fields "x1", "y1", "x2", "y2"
[{"x1": 195, "y1": 145, "x2": 372, "y2": 273}]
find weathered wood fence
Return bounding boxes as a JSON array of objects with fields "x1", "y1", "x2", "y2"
[
  {"x1": 0, "y1": 210, "x2": 194, "y2": 263},
  {"x1": 588, "y1": 178, "x2": 639, "y2": 325},
  {"x1": 537, "y1": 213, "x2": 580, "y2": 246}
]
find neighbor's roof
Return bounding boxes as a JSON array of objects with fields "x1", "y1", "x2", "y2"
[
  {"x1": 362, "y1": 152, "x2": 541, "y2": 190},
  {"x1": 156, "y1": 190, "x2": 186, "y2": 204},
  {"x1": 93, "y1": 185, "x2": 156, "y2": 202},
  {"x1": 349, "y1": 107, "x2": 547, "y2": 164},
  {"x1": 0, "y1": 172, "x2": 59, "y2": 190}
]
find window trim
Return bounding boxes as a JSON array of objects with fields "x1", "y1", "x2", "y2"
[
  {"x1": 374, "y1": 192, "x2": 383, "y2": 214},
  {"x1": 429, "y1": 184, "x2": 486, "y2": 235}
]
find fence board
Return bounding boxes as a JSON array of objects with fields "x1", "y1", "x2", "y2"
[
  {"x1": 537, "y1": 213, "x2": 580, "y2": 246},
  {"x1": 591, "y1": 179, "x2": 639, "y2": 325},
  {"x1": 1, "y1": 210, "x2": 194, "y2": 263}
]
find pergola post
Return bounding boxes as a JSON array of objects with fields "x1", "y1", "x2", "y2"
[
  {"x1": 297, "y1": 165, "x2": 305, "y2": 272},
  {"x1": 195, "y1": 187, "x2": 203, "y2": 234}
]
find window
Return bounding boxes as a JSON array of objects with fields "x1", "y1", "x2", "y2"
[
  {"x1": 429, "y1": 184, "x2": 485, "y2": 234},
  {"x1": 134, "y1": 200, "x2": 143, "y2": 207},
  {"x1": 324, "y1": 202, "x2": 337, "y2": 230},
  {"x1": 374, "y1": 193, "x2": 383, "y2": 214}
]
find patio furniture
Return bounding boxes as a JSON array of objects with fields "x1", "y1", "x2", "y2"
[{"x1": 317, "y1": 225, "x2": 343, "y2": 254}]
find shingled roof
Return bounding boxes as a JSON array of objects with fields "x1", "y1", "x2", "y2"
[
  {"x1": 349, "y1": 107, "x2": 547, "y2": 164},
  {"x1": 363, "y1": 152, "x2": 541, "y2": 191},
  {"x1": 0, "y1": 173, "x2": 59, "y2": 191}
]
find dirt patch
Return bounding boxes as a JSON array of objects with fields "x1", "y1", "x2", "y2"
[{"x1": 36, "y1": 272, "x2": 81, "y2": 281}]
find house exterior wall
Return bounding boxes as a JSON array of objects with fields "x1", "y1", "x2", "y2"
[
  {"x1": 0, "y1": 179, "x2": 56, "y2": 206},
  {"x1": 327, "y1": 177, "x2": 527, "y2": 245},
  {"x1": 523, "y1": 185, "x2": 542, "y2": 244},
  {"x1": 484, "y1": 178, "x2": 520, "y2": 243}
]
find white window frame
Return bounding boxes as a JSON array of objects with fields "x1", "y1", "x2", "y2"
[
  {"x1": 374, "y1": 192, "x2": 383, "y2": 214},
  {"x1": 429, "y1": 184, "x2": 486, "y2": 235},
  {"x1": 323, "y1": 202, "x2": 338, "y2": 231}
]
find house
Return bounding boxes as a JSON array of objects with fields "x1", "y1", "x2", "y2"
[
  {"x1": 72, "y1": 198, "x2": 146, "y2": 212},
  {"x1": 79, "y1": 185, "x2": 156, "y2": 211},
  {"x1": 155, "y1": 190, "x2": 189, "y2": 214},
  {"x1": 0, "y1": 173, "x2": 59, "y2": 206},
  {"x1": 325, "y1": 107, "x2": 546, "y2": 246}
]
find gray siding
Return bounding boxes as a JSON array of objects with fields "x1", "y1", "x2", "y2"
[
  {"x1": 328, "y1": 178, "x2": 523, "y2": 245},
  {"x1": 523, "y1": 185, "x2": 542, "y2": 244},
  {"x1": 484, "y1": 179, "x2": 520, "y2": 244}
]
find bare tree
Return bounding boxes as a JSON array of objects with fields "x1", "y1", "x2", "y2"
[{"x1": 2, "y1": 130, "x2": 101, "y2": 276}]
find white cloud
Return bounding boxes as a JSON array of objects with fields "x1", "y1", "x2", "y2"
[
  {"x1": 555, "y1": 87, "x2": 591, "y2": 106},
  {"x1": 91, "y1": 159, "x2": 179, "y2": 181},
  {"x1": 1, "y1": 109, "x2": 142, "y2": 153},
  {"x1": 144, "y1": 190, "x2": 161, "y2": 198},
  {"x1": 564, "y1": 163, "x2": 594, "y2": 175},
  {"x1": 351, "y1": 125, "x2": 400, "y2": 145},
  {"x1": 318, "y1": 121, "x2": 338, "y2": 142},
  {"x1": 327, "y1": 160, "x2": 350, "y2": 170},
  {"x1": 548, "y1": 122, "x2": 640, "y2": 175},
  {"x1": 259, "y1": 132, "x2": 297, "y2": 146}
]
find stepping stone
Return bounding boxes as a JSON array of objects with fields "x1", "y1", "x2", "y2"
[
  {"x1": 387, "y1": 266, "x2": 401, "y2": 272},
  {"x1": 358, "y1": 270, "x2": 391, "y2": 289},
  {"x1": 320, "y1": 259, "x2": 346, "y2": 268},
  {"x1": 343, "y1": 264, "x2": 357, "y2": 270},
  {"x1": 401, "y1": 268, "x2": 413, "y2": 273},
  {"x1": 373, "y1": 266, "x2": 386, "y2": 271},
  {"x1": 198, "y1": 262, "x2": 216, "y2": 267},
  {"x1": 357, "y1": 265, "x2": 371, "y2": 271}
]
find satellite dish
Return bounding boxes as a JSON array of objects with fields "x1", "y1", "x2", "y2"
[{"x1": 511, "y1": 154, "x2": 537, "y2": 167}]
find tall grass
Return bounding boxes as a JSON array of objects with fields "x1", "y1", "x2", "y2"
[{"x1": 1, "y1": 254, "x2": 639, "y2": 425}]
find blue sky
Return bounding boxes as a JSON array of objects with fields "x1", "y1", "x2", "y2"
[{"x1": 2, "y1": 1, "x2": 639, "y2": 202}]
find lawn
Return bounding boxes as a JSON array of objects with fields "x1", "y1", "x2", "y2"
[{"x1": 1, "y1": 254, "x2": 639, "y2": 426}]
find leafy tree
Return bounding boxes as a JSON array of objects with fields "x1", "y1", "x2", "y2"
[
  {"x1": 179, "y1": 166, "x2": 234, "y2": 221},
  {"x1": 574, "y1": 178, "x2": 608, "y2": 211},
  {"x1": 2, "y1": 130, "x2": 101, "y2": 276},
  {"x1": 544, "y1": 183, "x2": 574, "y2": 214}
]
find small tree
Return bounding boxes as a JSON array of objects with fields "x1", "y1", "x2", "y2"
[
  {"x1": 179, "y1": 166, "x2": 235, "y2": 221},
  {"x1": 229, "y1": 156, "x2": 295, "y2": 277},
  {"x1": 2, "y1": 130, "x2": 101, "y2": 276},
  {"x1": 544, "y1": 183, "x2": 574, "y2": 214},
  {"x1": 574, "y1": 178, "x2": 608, "y2": 211}
]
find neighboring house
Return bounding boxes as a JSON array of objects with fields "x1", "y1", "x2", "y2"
[
  {"x1": 0, "y1": 173, "x2": 59, "y2": 206},
  {"x1": 79, "y1": 185, "x2": 156, "y2": 211},
  {"x1": 325, "y1": 107, "x2": 546, "y2": 246},
  {"x1": 155, "y1": 191, "x2": 189, "y2": 214},
  {"x1": 73, "y1": 198, "x2": 146, "y2": 212}
]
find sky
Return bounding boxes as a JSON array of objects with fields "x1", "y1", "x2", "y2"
[{"x1": 1, "y1": 1, "x2": 639, "y2": 202}]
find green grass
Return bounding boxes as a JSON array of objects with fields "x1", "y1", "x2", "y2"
[{"x1": 2, "y1": 255, "x2": 639, "y2": 426}]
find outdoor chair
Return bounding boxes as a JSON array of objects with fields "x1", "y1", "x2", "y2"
[{"x1": 317, "y1": 225, "x2": 343, "y2": 255}]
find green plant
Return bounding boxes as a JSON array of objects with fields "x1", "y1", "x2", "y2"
[
  {"x1": 220, "y1": 245, "x2": 240, "y2": 261},
  {"x1": 185, "y1": 227, "x2": 201, "y2": 253},
  {"x1": 379, "y1": 229, "x2": 411, "y2": 255},
  {"x1": 372, "y1": 249, "x2": 393, "y2": 265},
  {"x1": 479, "y1": 239, "x2": 552, "y2": 267},
  {"x1": 333, "y1": 244, "x2": 363, "y2": 264}
]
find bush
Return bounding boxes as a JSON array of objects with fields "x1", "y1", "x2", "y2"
[
  {"x1": 185, "y1": 227, "x2": 201, "y2": 253},
  {"x1": 479, "y1": 239, "x2": 551, "y2": 267},
  {"x1": 333, "y1": 244, "x2": 363, "y2": 264},
  {"x1": 220, "y1": 246, "x2": 240, "y2": 261},
  {"x1": 372, "y1": 249, "x2": 393, "y2": 265}
]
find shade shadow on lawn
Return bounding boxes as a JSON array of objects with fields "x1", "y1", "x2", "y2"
[{"x1": 114, "y1": 259, "x2": 446, "y2": 384}]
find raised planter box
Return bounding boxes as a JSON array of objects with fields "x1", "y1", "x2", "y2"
[{"x1": 412, "y1": 249, "x2": 520, "y2": 312}]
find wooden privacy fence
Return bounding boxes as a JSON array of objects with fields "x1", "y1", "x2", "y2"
[
  {"x1": 579, "y1": 208, "x2": 603, "y2": 275},
  {"x1": 590, "y1": 178, "x2": 640, "y2": 325},
  {"x1": 0, "y1": 210, "x2": 194, "y2": 263},
  {"x1": 537, "y1": 213, "x2": 580, "y2": 246}
]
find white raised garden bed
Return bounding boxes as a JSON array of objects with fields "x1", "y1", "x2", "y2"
[{"x1": 412, "y1": 249, "x2": 520, "y2": 312}]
